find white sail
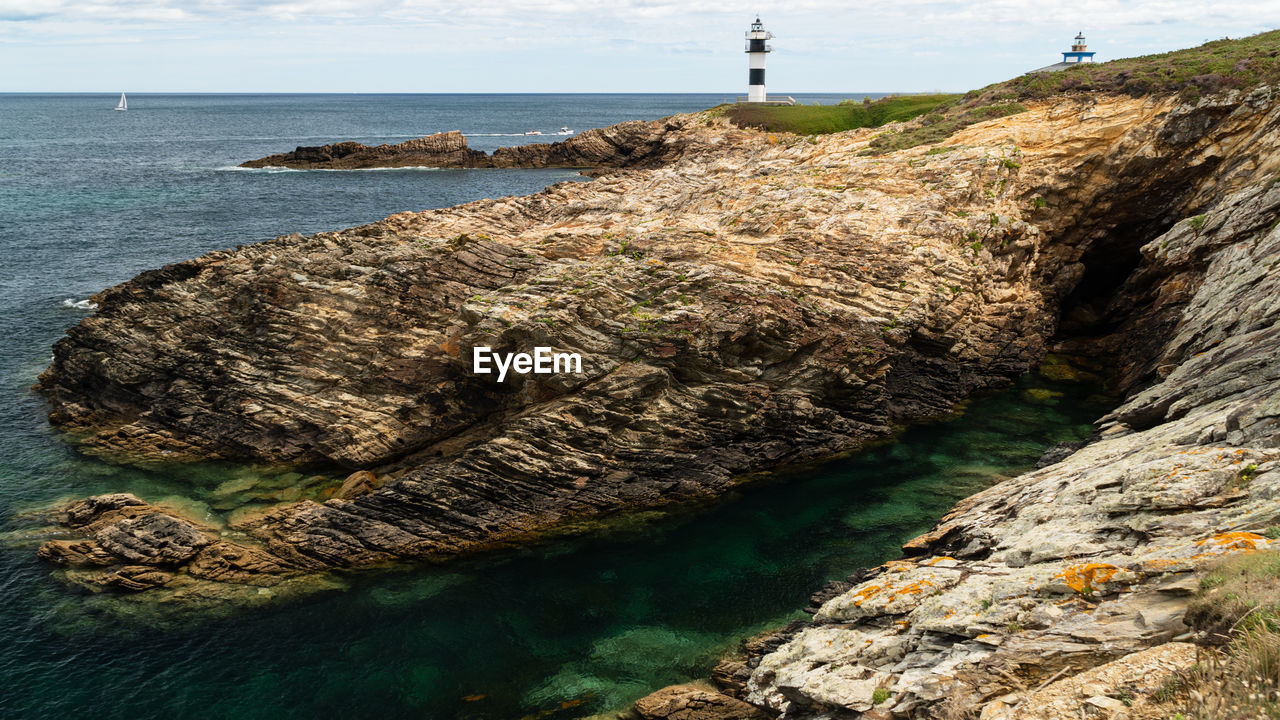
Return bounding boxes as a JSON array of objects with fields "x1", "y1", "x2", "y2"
[{"x1": 115, "y1": 93, "x2": 127, "y2": 111}]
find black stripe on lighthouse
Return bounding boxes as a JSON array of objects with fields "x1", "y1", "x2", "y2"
[
  {"x1": 749, "y1": 69, "x2": 765, "y2": 86},
  {"x1": 748, "y1": 38, "x2": 767, "y2": 52}
]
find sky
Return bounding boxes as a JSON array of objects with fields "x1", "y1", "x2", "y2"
[{"x1": 2, "y1": 0, "x2": 1279, "y2": 93}]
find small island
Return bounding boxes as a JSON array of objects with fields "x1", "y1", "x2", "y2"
[{"x1": 239, "y1": 122, "x2": 680, "y2": 170}]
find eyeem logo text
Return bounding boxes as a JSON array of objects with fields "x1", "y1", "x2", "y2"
[{"x1": 473, "y1": 346, "x2": 583, "y2": 382}]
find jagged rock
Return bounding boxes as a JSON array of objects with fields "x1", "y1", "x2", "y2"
[
  {"x1": 744, "y1": 175, "x2": 1280, "y2": 718},
  {"x1": 37, "y1": 539, "x2": 115, "y2": 566},
  {"x1": 65, "y1": 492, "x2": 146, "y2": 528},
  {"x1": 335, "y1": 470, "x2": 378, "y2": 499},
  {"x1": 186, "y1": 542, "x2": 294, "y2": 584},
  {"x1": 633, "y1": 684, "x2": 769, "y2": 720},
  {"x1": 1034, "y1": 441, "x2": 1086, "y2": 468},
  {"x1": 94, "y1": 512, "x2": 213, "y2": 565},
  {"x1": 239, "y1": 121, "x2": 683, "y2": 170},
  {"x1": 38, "y1": 496, "x2": 295, "y2": 590},
  {"x1": 980, "y1": 642, "x2": 1197, "y2": 719},
  {"x1": 95, "y1": 565, "x2": 175, "y2": 592}
]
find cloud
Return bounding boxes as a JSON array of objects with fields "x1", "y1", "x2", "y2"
[
  {"x1": 3, "y1": 0, "x2": 1279, "y2": 90},
  {"x1": 6, "y1": 0, "x2": 1267, "y2": 26}
]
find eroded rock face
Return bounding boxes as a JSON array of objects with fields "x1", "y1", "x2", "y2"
[
  {"x1": 741, "y1": 175, "x2": 1280, "y2": 719},
  {"x1": 34, "y1": 88, "x2": 1280, "y2": 612},
  {"x1": 238, "y1": 121, "x2": 685, "y2": 170}
]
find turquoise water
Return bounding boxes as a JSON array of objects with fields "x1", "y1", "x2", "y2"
[
  {"x1": 0, "y1": 93, "x2": 1109, "y2": 719},
  {"x1": 0, "y1": 376, "x2": 1109, "y2": 720}
]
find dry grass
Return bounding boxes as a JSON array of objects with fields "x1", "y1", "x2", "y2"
[{"x1": 1179, "y1": 550, "x2": 1280, "y2": 719}]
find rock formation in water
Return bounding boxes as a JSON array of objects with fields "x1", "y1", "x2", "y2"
[
  {"x1": 32, "y1": 32, "x2": 1280, "y2": 718},
  {"x1": 238, "y1": 121, "x2": 684, "y2": 170}
]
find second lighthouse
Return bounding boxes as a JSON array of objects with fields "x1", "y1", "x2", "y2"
[{"x1": 745, "y1": 17, "x2": 773, "y2": 103}]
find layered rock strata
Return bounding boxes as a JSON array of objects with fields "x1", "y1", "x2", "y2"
[
  {"x1": 700, "y1": 124, "x2": 1280, "y2": 719},
  {"x1": 36, "y1": 86, "x2": 1280, "y2": 623}
]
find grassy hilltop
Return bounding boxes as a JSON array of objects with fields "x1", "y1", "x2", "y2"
[{"x1": 723, "y1": 29, "x2": 1280, "y2": 153}]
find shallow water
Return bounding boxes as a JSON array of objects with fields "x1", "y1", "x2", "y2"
[
  {"x1": 0, "y1": 374, "x2": 1110, "y2": 720},
  {"x1": 0, "y1": 93, "x2": 1109, "y2": 719}
]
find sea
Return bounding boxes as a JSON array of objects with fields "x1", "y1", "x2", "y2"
[{"x1": 0, "y1": 93, "x2": 1109, "y2": 719}]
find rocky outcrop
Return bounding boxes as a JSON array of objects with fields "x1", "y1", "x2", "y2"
[
  {"x1": 37, "y1": 493, "x2": 294, "y2": 592},
  {"x1": 736, "y1": 155, "x2": 1280, "y2": 719},
  {"x1": 34, "y1": 83, "x2": 1280, "y2": 629},
  {"x1": 238, "y1": 120, "x2": 685, "y2": 170}
]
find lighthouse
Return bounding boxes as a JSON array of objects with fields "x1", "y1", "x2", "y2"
[
  {"x1": 1027, "y1": 31, "x2": 1098, "y2": 73},
  {"x1": 1062, "y1": 31, "x2": 1096, "y2": 63},
  {"x1": 745, "y1": 17, "x2": 773, "y2": 103}
]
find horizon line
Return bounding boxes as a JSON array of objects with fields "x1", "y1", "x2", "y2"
[{"x1": 0, "y1": 90, "x2": 949, "y2": 96}]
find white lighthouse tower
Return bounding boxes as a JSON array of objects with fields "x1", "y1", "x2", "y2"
[{"x1": 745, "y1": 17, "x2": 773, "y2": 103}]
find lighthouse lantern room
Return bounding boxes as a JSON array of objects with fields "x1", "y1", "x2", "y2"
[
  {"x1": 745, "y1": 17, "x2": 773, "y2": 103},
  {"x1": 1062, "y1": 31, "x2": 1096, "y2": 63}
]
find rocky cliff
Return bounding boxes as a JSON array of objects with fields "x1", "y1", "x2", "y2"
[
  {"x1": 33, "y1": 72, "x2": 1280, "y2": 714},
  {"x1": 643, "y1": 93, "x2": 1280, "y2": 719},
  {"x1": 731, "y1": 178, "x2": 1280, "y2": 719},
  {"x1": 238, "y1": 121, "x2": 684, "y2": 170}
]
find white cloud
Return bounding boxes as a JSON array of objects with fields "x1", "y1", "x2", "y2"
[{"x1": 2, "y1": 0, "x2": 1278, "y2": 90}]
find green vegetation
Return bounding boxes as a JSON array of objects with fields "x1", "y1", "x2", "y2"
[
  {"x1": 983, "y1": 29, "x2": 1280, "y2": 103},
  {"x1": 722, "y1": 31, "x2": 1280, "y2": 157},
  {"x1": 1181, "y1": 549, "x2": 1280, "y2": 718},
  {"x1": 865, "y1": 102, "x2": 1027, "y2": 154},
  {"x1": 723, "y1": 94, "x2": 958, "y2": 135},
  {"x1": 871, "y1": 688, "x2": 891, "y2": 705}
]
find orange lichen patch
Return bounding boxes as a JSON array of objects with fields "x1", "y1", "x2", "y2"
[
  {"x1": 921, "y1": 556, "x2": 958, "y2": 567},
  {"x1": 887, "y1": 577, "x2": 941, "y2": 600},
  {"x1": 850, "y1": 583, "x2": 885, "y2": 606},
  {"x1": 1196, "y1": 531, "x2": 1267, "y2": 551},
  {"x1": 1054, "y1": 563, "x2": 1122, "y2": 593}
]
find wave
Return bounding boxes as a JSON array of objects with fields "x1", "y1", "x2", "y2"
[{"x1": 62, "y1": 298, "x2": 98, "y2": 311}]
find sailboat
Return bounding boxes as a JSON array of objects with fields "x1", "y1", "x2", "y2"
[{"x1": 114, "y1": 93, "x2": 127, "y2": 111}]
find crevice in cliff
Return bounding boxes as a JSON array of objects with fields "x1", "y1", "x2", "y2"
[{"x1": 1055, "y1": 222, "x2": 1164, "y2": 339}]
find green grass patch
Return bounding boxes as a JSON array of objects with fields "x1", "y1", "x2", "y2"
[
  {"x1": 865, "y1": 102, "x2": 1027, "y2": 154},
  {"x1": 1180, "y1": 549, "x2": 1280, "y2": 718},
  {"x1": 1187, "y1": 549, "x2": 1280, "y2": 640},
  {"x1": 717, "y1": 31, "x2": 1280, "y2": 157},
  {"x1": 724, "y1": 94, "x2": 958, "y2": 135},
  {"x1": 974, "y1": 29, "x2": 1280, "y2": 105}
]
